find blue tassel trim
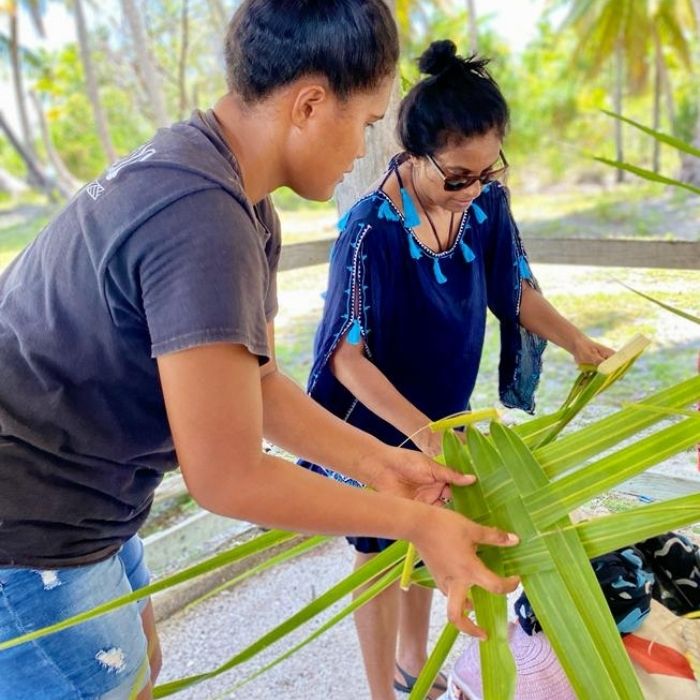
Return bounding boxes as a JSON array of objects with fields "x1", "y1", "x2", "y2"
[
  {"x1": 433, "y1": 258, "x2": 447, "y2": 284},
  {"x1": 519, "y1": 256, "x2": 532, "y2": 280},
  {"x1": 459, "y1": 240, "x2": 476, "y2": 263},
  {"x1": 400, "y1": 187, "x2": 421, "y2": 228},
  {"x1": 378, "y1": 198, "x2": 400, "y2": 222},
  {"x1": 347, "y1": 319, "x2": 362, "y2": 345},
  {"x1": 471, "y1": 202, "x2": 487, "y2": 224},
  {"x1": 408, "y1": 235, "x2": 422, "y2": 260},
  {"x1": 337, "y1": 210, "x2": 350, "y2": 231}
]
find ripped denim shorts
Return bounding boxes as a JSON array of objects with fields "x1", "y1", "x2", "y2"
[{"x1": 0, "y1": 536, "x2": 151, "y2": 699}]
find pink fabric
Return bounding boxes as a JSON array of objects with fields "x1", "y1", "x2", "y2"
[{"x1": 450, "y1": 623, "x2": 576, "y2": 700}]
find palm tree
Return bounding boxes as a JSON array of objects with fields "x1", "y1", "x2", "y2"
[
  {"x1": 556, "y1": 0, "x2": 692, "y2": 180},
  {"x1": 0, "y1": 109, "x2": 55, "y2": 198},
  {"x1": 466, "y1": 0, "x2": 478, "y2": 54},
  {"x1": 650, "y1": 0, "x2": 692, "y2": 171},
  {"x1": 2, "y1": 1, "x2": 46, "y2": 163},
  {"x1": 335, "y1": 0, "x2": 401, "y2": 214},
  {"x1": 679, "y1": 0, "x2": 700, "y2": 184},
  {"x1": 206, "y1": 0, "x2": 227, "y2": 28},
  {"x1": 178, "y1": 0, "x2": 190, "y2": 118},
  {"x1": 29, "y1": 90, "x2": 81, "y2": 196},
  {"x1": 70, "y1": 0, "x2": 116, "y2": 162},
  {"x1": 120, "y1": 0, "x2": 169, "y2": 127}
]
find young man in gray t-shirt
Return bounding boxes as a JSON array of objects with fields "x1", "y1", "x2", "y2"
[{"x1": 0, "y1": 2, "x2": 520, "y2": 698}]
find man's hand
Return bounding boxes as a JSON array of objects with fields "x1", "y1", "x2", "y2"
[
  {"x1": 363, "y1": 445, "x2": 474, "y2": 506},
  {"x1": 412, "y1": 507, "x2": 520, "y2": 637}
]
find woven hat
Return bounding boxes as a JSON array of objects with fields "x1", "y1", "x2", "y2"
[{"x1": 447, "y1": 623, "x2": 576, "y2": 700}]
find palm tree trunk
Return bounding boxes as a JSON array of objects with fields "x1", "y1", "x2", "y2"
[
  {"x1": 335, "y1": 0, "x2": 400, "y2": 214},
  {"x1": 178, "y1": 0, "x2": 190, "y2": 119},
  {"x1": 121, "y1": 0, "x2": 170, "y2": 127},
  {"x1": 9, "y1": 12, "x2": 37, "y2": 162},
  {"x1": 29, "y1": 91, "x2": 81, "y2": 198},
  {"x1": 73, "y1": 0, "x2": 117, "y2": 163},
  {"x1": 0, "y1": 110, "x2": 56, "y2": 200},
  {"x1": 679, "y1": 0, "x2": 700, "y2": 184},
  {"x1": 0, "y1": 165, "x2": 29, "y2": 197},
  {"x1": 613, "y1": 40, "x2": 625, "y2": 183},
  {"x1": 207, "y1": 0, "x2": 227, "y2": 27},
  {"x1": 466, "y1": 0, "x2": 478, "y2": 54},
  {"x1": 659, "y1": 50, "x2": 675, "y2": 131},
  {"x1": 652, "y1": 30, "x2": 662, "y2": 173}
]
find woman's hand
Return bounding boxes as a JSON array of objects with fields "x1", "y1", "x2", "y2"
[
  {"x1": 571, "y1": 334, "x2": 615, "y2": 366},
  {"x1": 519, "y1": 285, "x2": 615, "y2": 367},
  {"x1": 412, "y1": 506, "x2": 520, "y2": 637},
  {"x1": 413, "y1": 428, "x2": 445, "y2": 458}
]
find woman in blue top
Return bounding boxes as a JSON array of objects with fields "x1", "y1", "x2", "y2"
[{"x1": 301, "y1": 41, "x2": 613, "y2": 700}]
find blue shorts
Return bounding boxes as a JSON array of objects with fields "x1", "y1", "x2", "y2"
[{"x1": 0, "y1": 536, "x2": 151, "y2": 699}]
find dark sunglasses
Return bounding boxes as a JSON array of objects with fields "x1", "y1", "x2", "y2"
[{"x1": 426, "y1": 150, "x2": 509, "y2": 192}]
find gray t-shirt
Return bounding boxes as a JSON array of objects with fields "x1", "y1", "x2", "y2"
[{"x1": 0, "y1": 110, "x2": 281, "y2": 567}]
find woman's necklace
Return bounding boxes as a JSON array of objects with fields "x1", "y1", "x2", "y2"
[{"x1": 411, "y1": 164, "x2": 454, "y2": 253}]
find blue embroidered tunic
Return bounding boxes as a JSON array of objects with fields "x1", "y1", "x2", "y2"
[{"x1": 304, "y1": 166, "x2": 546, "y2": 489}]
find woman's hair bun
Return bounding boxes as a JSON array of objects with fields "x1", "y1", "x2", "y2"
[{"x1": 418, "y1": 39, "x2": 458, "y2": 76}]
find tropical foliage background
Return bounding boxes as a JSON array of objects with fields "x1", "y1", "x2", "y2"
[
  {"x1": 3, "y1": 0, "x2": 700, "y2": 193},
  {"x1": 0, "y1": 0, "x2": 698, "y2": 697}
]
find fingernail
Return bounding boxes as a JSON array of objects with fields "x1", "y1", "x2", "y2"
[{"x1": 507, "y1": 533, "x2": 519, "y2": 545}]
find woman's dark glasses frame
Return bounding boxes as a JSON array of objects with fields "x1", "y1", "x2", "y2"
[{"x1": 427, "y1": 150, "x2": 509, "y2": 192}]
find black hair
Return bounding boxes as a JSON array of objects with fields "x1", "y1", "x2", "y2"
[
  {"x1": 398, "y1": 39, "x2": 510, "y2": 155},
  {"x1": 225, "y1": 0, "x2": 399, "y2": 103}
]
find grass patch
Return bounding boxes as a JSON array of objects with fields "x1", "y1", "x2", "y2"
[{"x1": 514, "y1": 184, "x2": 700, "y2": 241}]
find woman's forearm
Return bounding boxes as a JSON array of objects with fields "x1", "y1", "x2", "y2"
[
  {"x1": 330, "y1": 345, "x2": 432, "y2": 445},
  {"x1": 260, "y1": 369, "x2": 389, "y2": 481},
  {"x1": 519, "y1": 283, "x2": 585, "y2": 353}
]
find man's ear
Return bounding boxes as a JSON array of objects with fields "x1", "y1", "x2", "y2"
[{"x1": 290, "y1": 83, "x2": 330, "y2": 128}]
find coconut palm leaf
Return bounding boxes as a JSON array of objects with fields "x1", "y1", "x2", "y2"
[
  {"x1": 181, "y1": 535, "x2": 329, "y2": 614},
  {"x1": 3, "y1": 353, "x2": 699, "y2": 698},
  {"x1": 593, "y1": 156, "x2": 700, "y2": 195},
  {"x1": 601, "y1": 109, "x2": 700, "y2": 158},
  {"x1": 535, "y1": 375, "x2": 700, "y2": 477},
  {"x1": 408, "y1": 622, "x2": 461, "y2": 700},
  {"x1": 0, "y1": 528, "x2": 302, "y2": 652},
  {"x1": 407, "y1": 371, "x2": 700, "y2": 699},
  {"x1": 153, "y1": 541, "x2": 409, "y2": 697},
  {"x1": 224, "y1": 561, "x2": 407, "y2": 697},
  {"x1": 616, "y1": 281, "x2": 700, "y2": 324}
]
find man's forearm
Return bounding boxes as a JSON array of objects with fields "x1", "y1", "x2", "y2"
[
  {"x1": 260, "y1": 369, "x2": 386, "y2": 482},
  {"x1": 200, "y1": 448, "x2": 428, "y2": 542}
]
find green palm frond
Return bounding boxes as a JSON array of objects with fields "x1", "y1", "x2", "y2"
[
  {"x1": 601, "y1": 110, "x2": 700, "y2": 158},
  {"x1": 657, "y1": 6, "x2": 692, "y2": 68},
  {"x1": 2, "y1": 339, "x2": 698, "y2": 699},
  {"x1": 153, "y1": 541, "x2": 410, "y2": 697},
  {"x1": 616, "y1": 281, "x2": 700, "y2": 324},
  {"x1": 0, "y1": 529, "x2": 303, "y2": 652},
  {"x1": 409, "y1": 395, "x2": 700, "y2": 698},
  {"x1": 593, "y1": 155, "x2": 700, "y2": 195}
]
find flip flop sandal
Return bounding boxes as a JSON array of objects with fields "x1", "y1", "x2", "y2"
[{"x1": 394, "y1": 662, "x2": 448, "y2": 698}]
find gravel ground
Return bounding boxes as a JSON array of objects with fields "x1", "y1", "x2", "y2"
[{"x1": 157, "y1": 538, "x2": 466, "y2": 700}]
